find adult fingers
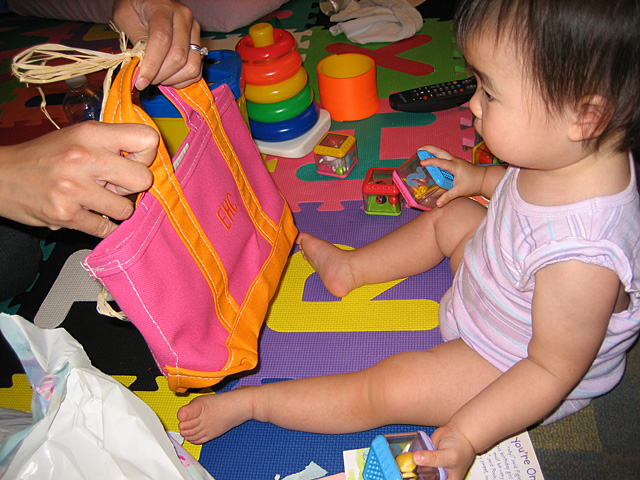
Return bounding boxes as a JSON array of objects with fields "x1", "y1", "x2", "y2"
[
  {"x1": 67, "y1": 122, "x2": 157, "y2": 197},
  {"x1": 139, "y1": 2, "x2": 202, "y2": 89},
  {"x1": 94, "y1": 122, "x2": 159, "y2": 167},
  {"x1": 42, "y1": 183, "x2": 133, "y2": 237},
  {"x1": 69, "y1": 206, "x2": 121, "y2": 238},
  {"x1": 151, "y1": 16, "x2": 204, "y2": 89}
]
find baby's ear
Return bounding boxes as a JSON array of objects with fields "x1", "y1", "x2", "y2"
[{"x1": 568, "y1": 94, "x2": 612, "y2": 143}]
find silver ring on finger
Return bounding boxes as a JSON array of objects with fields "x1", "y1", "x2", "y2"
[{"x1": 189, "y1": 43, "x2": 208, "y2": 56}]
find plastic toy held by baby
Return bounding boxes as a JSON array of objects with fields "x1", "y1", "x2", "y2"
[
  {"x1": 393, "y1": 151, "x2": 454, "y2": 210},
  {"x1": 362, "y1": 431, "x2": 447, "y2": 480}
]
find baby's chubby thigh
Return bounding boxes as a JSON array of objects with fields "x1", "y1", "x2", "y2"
[
  {"x1": 431, "y1": 197, "x2": 487, "y2": 273},
  {"x1": 367, "y1": 341, "x2": 501, "y2": 426}
]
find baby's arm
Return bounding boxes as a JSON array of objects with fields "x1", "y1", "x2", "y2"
[
  {"x1": 418, "y1": 145, "x2": 507, "y2": 207},
  {"x1": 417, "y1": 260, "x2": 621, "y2": 478}
]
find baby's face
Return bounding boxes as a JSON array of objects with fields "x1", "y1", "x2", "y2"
[{"x1": 463, "y1": 32, "x2": 577, "y2": 172}]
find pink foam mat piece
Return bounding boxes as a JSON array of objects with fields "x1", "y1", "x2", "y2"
[{"x1": 271, "y1": 106, "x2": 474, "y2": 213}]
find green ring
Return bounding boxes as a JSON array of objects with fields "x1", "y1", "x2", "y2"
[{"x1": 246, "y1": 83, "x2": 314, "y2": 123}]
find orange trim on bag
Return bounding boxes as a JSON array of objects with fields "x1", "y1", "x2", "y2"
[{"x1": 167, "y1": 204, "x2": 298, "y2": 392}]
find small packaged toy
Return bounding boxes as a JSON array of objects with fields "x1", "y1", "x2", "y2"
[
  {"x1": 362, "y1": 168, "x2": 402, "y2": 216},
  {"x1": 393, "y1": 151, "x2": 454, "y2": 211},
  {"x1": 362, "y1": 431, "x2": 447, "y2": 480},
  {"x1": 313, "y1": 132, "x2": 358, "y2": 178}
]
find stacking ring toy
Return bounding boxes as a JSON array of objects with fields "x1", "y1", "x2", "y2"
[
  {"x1": 246, "y1": 83, "x2": 313, "y2": 123},
  {"x1": 245, "y1": 67, "x2": 307, "y2": 104},
  {"x1": 202, "y1": 49, "x2": 243, "y2": 99},
  {"x1": 236, "y1": 25, "x2": 295, "y2": 63},
  {"x1": 249, "y1": 101, "x2": 319, "y2": 142},
  {"x1": 243, "y1": 49, "x2": 302, "y2": 86}
]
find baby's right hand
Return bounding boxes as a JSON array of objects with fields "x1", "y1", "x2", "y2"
[{"x1": 418, "y1": 145, "x2": 484, "y2": 207}]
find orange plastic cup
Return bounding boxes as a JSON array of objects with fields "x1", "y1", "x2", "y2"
[{"x1": 317, "y1": 53, "x2": 379, "y2": 121}]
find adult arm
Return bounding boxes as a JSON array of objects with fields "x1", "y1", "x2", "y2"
[{"x1": 0, "y1": 122, "x2": 158, "y2": 238}]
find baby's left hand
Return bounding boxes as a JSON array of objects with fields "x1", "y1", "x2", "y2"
[{"x1": 412, "y1": 424, "x2": 476, "y2": 480}]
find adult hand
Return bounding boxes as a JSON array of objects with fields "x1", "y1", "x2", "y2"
[
  {"x1": 413, "y1": 424, "x2": 477, "y2": 480},
  {"x1": 112, "y1": 0, "x2": 203, "y2": 90},
  {"x1": 0, "y1": 122, "x2": 158, "y2": 238}
]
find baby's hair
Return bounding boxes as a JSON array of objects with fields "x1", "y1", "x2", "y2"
[{"x1": 454, "y1": 0, "x2": 640, "y2": 153}]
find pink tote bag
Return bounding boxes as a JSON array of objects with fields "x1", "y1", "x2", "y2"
[{"x1": 83, "y1": 57, "x2": 297, "y2": 392}]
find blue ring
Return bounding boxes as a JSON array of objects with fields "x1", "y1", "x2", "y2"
[{"x1": 249, "y1": 102, "x2": 319, "y2": 142}]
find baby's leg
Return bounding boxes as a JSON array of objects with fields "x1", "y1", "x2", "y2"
[
  {"x1": 297, "y1": 197, "x2": 487, "y2": 297},
  {"x1": 178, "y1": 339, "x2": 501, "y2": 444}
]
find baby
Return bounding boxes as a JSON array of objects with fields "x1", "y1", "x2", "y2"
[{"x1": 179, "y1": 0, "x2": 640, "y2": 478}]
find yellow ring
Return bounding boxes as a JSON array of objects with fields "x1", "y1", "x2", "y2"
[
  {"x1": 245, "y1": 67, "x2": 308, "y2": 104},
  {"x1": 247, "y1": 83, "x2": 313, "y2": 123}
]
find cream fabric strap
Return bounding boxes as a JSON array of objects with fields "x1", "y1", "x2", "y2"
[
  {"x1": 97, "y1": 287, "x2": 128, "y2": 321},
  {"x1": 11, "y1": 24, "x2": 145, "y2": 128}
]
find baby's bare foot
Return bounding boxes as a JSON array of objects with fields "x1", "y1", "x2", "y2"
[
  {"x1": 178, "y1": 390, "x2": 253, "y2": 444},
  {"x1": 296, "y1": 232, "x2": 359, "y2": 298}
]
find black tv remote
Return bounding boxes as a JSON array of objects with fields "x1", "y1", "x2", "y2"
[{"x1": 389, "y1": 77, "x2": 477, "y2": 113}]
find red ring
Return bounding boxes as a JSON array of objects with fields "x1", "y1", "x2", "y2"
[
  {"x1": 243, "y1": 50, "x2": 302, "y2": 86},
  {"x1": 236, "y1": 28, "x2": 295, "y2": 63}
]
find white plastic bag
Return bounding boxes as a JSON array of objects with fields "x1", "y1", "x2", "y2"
[{"x1": 0, "y1": 313, "x2": 214, "y2": 480}]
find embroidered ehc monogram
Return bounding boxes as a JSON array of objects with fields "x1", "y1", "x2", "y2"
[
  {"x1": 83, "y1": 57, "x2": 297, "y2": 393},
  {"x1": 217, "y1": 193, "x2": 238, "y2": 230}
]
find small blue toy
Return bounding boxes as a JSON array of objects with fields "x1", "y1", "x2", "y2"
[
  {"x1": 363, "y1": 431, "x2": 447, "y2": 480},
  {"x1": 363, "y1": 435, "x2": 403, "y2": 480},
  {"x1": 425, "y1": 164, "x2": 454, "y2": 190}
]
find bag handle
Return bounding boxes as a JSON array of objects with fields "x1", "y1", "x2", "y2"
[
  {"x1": 105, "y1": 57, "x2": 280, "y2": 244},
  {"x1": 102, "y1": 57, "x2": 175, "y2": 190}
]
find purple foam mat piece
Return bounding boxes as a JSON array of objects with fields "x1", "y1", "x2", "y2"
[
  {"x1": 232, "y1": 199, "x2": 453, "y2": 387},
  {"x1": 198, "y1": 201, "x2": 452, "y2": 478},
  {"x1": 235, "y1": 326, "x2": 445, "y2": 388}
]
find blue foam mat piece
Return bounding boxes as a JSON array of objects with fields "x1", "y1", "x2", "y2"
[{"x1": 199, "y1": 420, "x2": 436, "y2": 480}]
